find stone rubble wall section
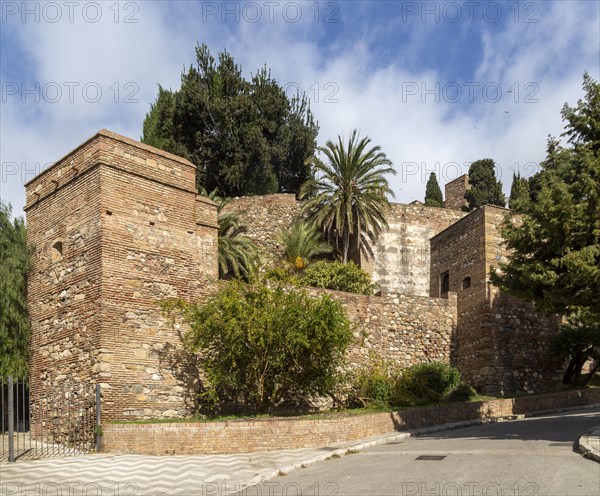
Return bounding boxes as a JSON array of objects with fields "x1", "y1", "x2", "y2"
[
  {"x1": 101, "y1": 389, "x2": 600, "y2": 455},
  {"x1": 226, "y1": 194, "x2": 466, "y2": 295},
  {"x1": 304, "y1": 287, "x2": 458, "y2": 368}
]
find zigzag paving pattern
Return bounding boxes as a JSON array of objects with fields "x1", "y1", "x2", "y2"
[{"x1": 0, "y1": 446, "x2": 344, "y2": 496}]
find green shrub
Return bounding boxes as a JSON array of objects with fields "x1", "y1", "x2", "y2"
[
  {"x1": 347, "y1": 357, "x2": 399, "y2": 408},
  {"x1": 262, "y1": 266, "x2": 300, "y2": 285},
  {"x1": 300, "y1": 260, "x2": 376, "y2": 295},
  {"x1": 395, "y1": 362, "x2": 461, "y2": 403},
  {"x1": 162, "y1": 280, "x2": 353, "y2": 412},
  {"x1": 447, "y1": 383, "x2": 478, "y2": 402}
]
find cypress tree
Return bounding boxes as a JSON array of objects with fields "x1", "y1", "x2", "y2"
[
  {"x1": 508, "y1": 172, "x2": 530, "y2": 211},
  {"x1": 424, "y1": 172, "x2": 444, "y2": 207},
  {"x1": 464, "y1": 159, "x2": 506, "y2": 210}
]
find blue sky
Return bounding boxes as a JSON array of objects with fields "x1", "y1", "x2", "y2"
[{"x1": 1, "y1": 0, "x2": 599, "y2": 218}]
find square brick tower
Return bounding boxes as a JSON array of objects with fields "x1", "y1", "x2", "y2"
[
  {"x1": 25, "y1": 130, "x2": 218, "y2": 420},
  {"x1": 430, "y1": 206, "x2": 562, "y2": 395}
]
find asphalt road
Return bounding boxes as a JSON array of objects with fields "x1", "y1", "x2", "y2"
[{"x1": 241, "y1": 409, "x2": 600, "y2": 496}]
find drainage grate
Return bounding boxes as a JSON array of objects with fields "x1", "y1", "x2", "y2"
[
  {"x1": 549, "y1": 442, "x2": 572, "y2": 446},
  {"x1": 416, "y1": 455, "x2": 446, "y2": 461}
]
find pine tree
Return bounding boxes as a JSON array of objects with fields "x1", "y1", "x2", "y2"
[
  {"x1": 0, "y1": 202, "x2": 31, "y2": 377},
  {"x1": 464, "y1": 159, "x2": 506, "y2": 210},
  {"x1": 424, "y1": 172, "x2": 444, "y2": 207},
  {"x1": 142, "y1": 44, "x2": 318, "y2": 196},
  {"x1": 491, "y1": 73, "x2": 600, "y2": 321},
  {"x1": 508, "y1": 172, "x2": 530, "y2": 211}
]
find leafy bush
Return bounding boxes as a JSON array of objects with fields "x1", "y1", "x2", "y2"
[
  {"x1": 300, "y1": 260, "x2": 376, "y2": 295},
  {"x1": 163, "y1": 280, "x2": 353, "y2": 412},
  {"x1": 262, "y1": 266, "x2": 300, "y2": 285},
  {"x1": 346, "y1": 357, "x2": 399, "y2": 408},
  {"x1": 447, "y1": 383, "x2": 478, "y2": 403},
  {"x1": 395, "y1": 362, "x2": 461, "y2": 403}
]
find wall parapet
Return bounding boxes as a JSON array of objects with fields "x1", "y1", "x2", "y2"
[{"x1": 101, "y1": 388, "x2": 600, "y2": 455}]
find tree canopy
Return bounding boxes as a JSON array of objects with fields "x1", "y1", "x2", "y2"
[
  {"x1": 424, "y1": 172, "x2": 444, "y2": 207},
  {"x1": 142, "y1": 44, "x2": 319, "y2": 197},
  {"x1": 300, "y1": 130, "x2": 396, "y2": 265},
  {"x1": 491, "y1": 73, "x2": 600, "y2": 322},
  {"x1": 464, "y1": 159, "x2": 506, "y2": 210},
  {"x1": 508, "y1": 172, "x2": 530, "y2": 211},
  {"x1": 0, "y1": 202, "x2": 30, "y2": 377}
]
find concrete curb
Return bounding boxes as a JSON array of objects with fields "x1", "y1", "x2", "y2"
[
  {"x1": 235, "y1": 403, "x2": 600, "y2": 494},
  {"x1": 578, "y1": 427, "x2": 600, "y2": 463}
]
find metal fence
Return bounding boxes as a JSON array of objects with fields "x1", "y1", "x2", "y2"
[{"x1": 1, "y1": 376, "x2": 100, "y2": 462}]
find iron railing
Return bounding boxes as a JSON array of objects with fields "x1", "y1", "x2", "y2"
[{"x1": 1, "y1": 376, "x2": 100, "y2": 462}]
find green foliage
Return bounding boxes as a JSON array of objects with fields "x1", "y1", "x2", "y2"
[
  {"x1": 262, "y1": 266, "x2": 300, "y2": 285},
  {"x1": 199, "y1": 187, "x2": 259, "y2": 281},
  {"x1": 553, "y1": 312, "x2": 600, "y2": 385},
  {"x1": 143, "y1": 44, "x2": 319, "y2": 196},
  {"x1": 491, "y1": 74, "x2": 600, "y2": 320},
  {"x1": 0, "y1": 202, "x2": 31, "y2": 377},
  {"x1": 347, "y1": 356, "x2": 399, "y2": 408},
  {"x1": 217, "y1": 210, "x2": 259, "y2": 281},
  {"x1": 300, "y1": 130, "x2": 396, "y2": 264},
  {"x1": 508, "y1": 172, "x2": 530, "y2": 212},
  {"x1": 300, "y1": 260, "x2": 376, "y2": 295},
  {"x1": 447, "y1": 383, "x2": 479, "y2": 402},
  {"x1": 424, "y1": 172, "x2": 444, "y2": 207},
  {"x1": 167, "y1": 280, "x2": 353, "y2": 412},
  {"x1": 395, "y1": 362, "x2": 461, "y2": 403},
  {"x1": 279, "y1": 219, "x2": 332, "y2": 269},
  {"x1": 464, "y1": 159, "x2": 506, "y2": 210}
]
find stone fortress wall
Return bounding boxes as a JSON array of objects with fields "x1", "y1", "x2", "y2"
[
  {"x1": 25, "y1": 131, "x2": 562, "y2": 420},
  {"x1": 227, "y1": 195, "x2": 467, "y2": 296}
]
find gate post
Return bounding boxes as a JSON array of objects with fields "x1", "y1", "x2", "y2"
[
  {"x1": 8, "y1": 376, "x2": 14, "y2": 463},
  {"x1": 95, "y1": 384, "x2": 101, "y2": 452}
]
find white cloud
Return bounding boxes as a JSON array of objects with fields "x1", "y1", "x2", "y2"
[{"x1": 1, "y1": 0, "x2": 598, "y2": 216}]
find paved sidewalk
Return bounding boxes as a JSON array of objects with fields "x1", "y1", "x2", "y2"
[
  {"x1": 0, "y1": 423, "x2": 474, "y2": 496},
  {"x1": 1, "y1": 404, "x2": 598, "y2": 496}
]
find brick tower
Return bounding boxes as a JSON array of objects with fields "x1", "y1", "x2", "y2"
[
  {"x1": 430, "y1": 206, "x2": 562, "y2": 395},
  {"x1": 25, "y1": 130, "x2": 218, "y2": 420}
]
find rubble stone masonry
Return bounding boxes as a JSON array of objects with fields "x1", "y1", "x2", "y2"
[
  {"x1": 430, "y1": 206, "x2": 563, "y2": 394},
  {"x1": 228, "y1": 194, "x2": 466, "y2": 295}
]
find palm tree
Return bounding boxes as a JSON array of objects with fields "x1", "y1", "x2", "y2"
[
  {"x1": 279, "y1": 219, "x2": 332, "y2": 270},
  {"x1": 199, "y1": 187, "x2": 258, "y2": 280},
  {"x1": 299, "y1": 130, "x2": 396, "y2": 265}
]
